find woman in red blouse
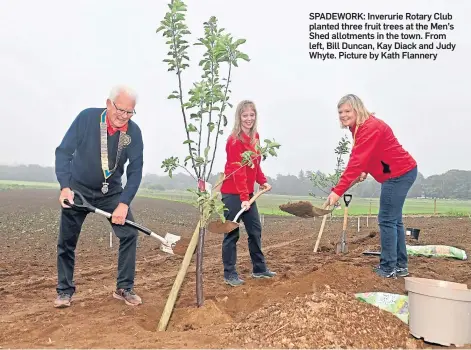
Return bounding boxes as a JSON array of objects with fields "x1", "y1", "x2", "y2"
[
  {"x1": 220, "y1": 100, "x2": 276, "y2": 286},
  {"x1": 327, "y1": 94, "x2": 417, "y2": 278}
]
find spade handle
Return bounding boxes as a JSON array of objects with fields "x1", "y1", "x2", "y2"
[{"x1": 233, "y1": 187, "x2": 270, "y2": 222}]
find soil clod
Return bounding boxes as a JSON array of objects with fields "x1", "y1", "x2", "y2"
[{"x1": 279, "y1": 201, "x2": 315, "y2": 218}]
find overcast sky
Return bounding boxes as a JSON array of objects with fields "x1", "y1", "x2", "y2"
[{"x1": 1, "y1": 0, "x2": 470, "y2": 179}]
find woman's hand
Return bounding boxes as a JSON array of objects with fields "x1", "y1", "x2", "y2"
[
  {"x1": 327, "y1": 191, "x2": 340, "y2": 207},
  {"x1": 261, "y1": 183, "x2": 272, "y2": 192},
  {"x1": 241, "y1": 201, "x2": 250, "y2": 211},
  {"x1": 351, "y1": 172, "x2": 368, "y2": 186}
]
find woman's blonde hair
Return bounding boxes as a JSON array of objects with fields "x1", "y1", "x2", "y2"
[
  {"x1": 231, "y1": 99, "x2": 258, "y2": 144},
  {"x1": 337, "y1": 94, "x2": 374, "y2": 128}
]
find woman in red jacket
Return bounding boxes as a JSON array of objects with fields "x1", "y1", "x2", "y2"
[
  {"x1": 220, "y1": 100, "x2": 275, "y2": 287},
  {"x1": 327, "y1": 94, "x2": 417, "y2": 279}
]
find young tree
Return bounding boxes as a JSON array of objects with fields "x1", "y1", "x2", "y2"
[
  {"x1": 156, "y1": 0, "x2": 280, "y2": 307},
  {"x1": 309, "y1": 135, "x2": 351, "y2": 199}
]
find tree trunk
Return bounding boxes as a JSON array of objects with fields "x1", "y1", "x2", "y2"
[{"x1": 196, "y1": 225, "x2": 206, "y2": 307}]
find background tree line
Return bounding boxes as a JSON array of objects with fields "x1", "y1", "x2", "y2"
[{"x1": 1, "y1": 164, "x2": 470, "y2": 199}]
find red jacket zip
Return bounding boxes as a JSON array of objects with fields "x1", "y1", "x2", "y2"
[
  {"x1": 333, "y1": 115, "x2": 417, "y2": 197},
  {"x1": 221, "y1": 132, "x2": 267, "y2": 202}
]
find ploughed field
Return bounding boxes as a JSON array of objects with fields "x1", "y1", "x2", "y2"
[{"x1": 0, "y1": 189, "x2": 470, "y2": 348}]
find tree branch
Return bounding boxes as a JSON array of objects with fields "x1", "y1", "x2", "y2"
[
  {"x1": 170, "y1": 13, "x2": 199, "y2": 179},
  {"x1": 207, "y1": 63, "x2": 232, "y2": 181},
  {"x1": 202, "y1": 24, "x2": 218, "y2": 180}
]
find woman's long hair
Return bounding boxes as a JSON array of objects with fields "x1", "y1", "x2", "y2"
[{"x1": 231, "y1": 100, "x2": 258, "y2": 145}]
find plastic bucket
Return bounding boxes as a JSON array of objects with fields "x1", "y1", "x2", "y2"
[
  {"x1": 411, "y1": 228, "x2": 420, "y2": 239},
  {"x1": 406, "y1": 227, "x2": 420, "y2": 239}
]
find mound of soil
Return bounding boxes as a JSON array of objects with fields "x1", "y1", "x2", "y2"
[
  {"x1": 279, "y1": 201, "x2": 315, "y2": 218},
  {"x1": 171, "y1": 299, "x2": 233, "y2": 331},
  {"x1": 229, "y1": 288, "x2": 423, "y2": 349}
]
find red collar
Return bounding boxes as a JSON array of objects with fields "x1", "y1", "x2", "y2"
[
  {"x1": 106, "y1": 115, "x2": 128, "y2": 135},
  {"x1": 240, "y1": 131, "x2": 260, "y2": 153},
  {"x1": 241, "y1": 131, "x2": 259, "y2": 141},
  {"x1": 241, "y1": 131, "x2": 255, "y2": 146}
]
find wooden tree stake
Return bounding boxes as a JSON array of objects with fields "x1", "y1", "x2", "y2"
[{"x1": 157, "y1": 220, "x2": 201, "y2": 331}]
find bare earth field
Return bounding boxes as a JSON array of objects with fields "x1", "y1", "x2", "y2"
[{"x1": 1, "y1": 189, "x2": 470, "y2": 348}]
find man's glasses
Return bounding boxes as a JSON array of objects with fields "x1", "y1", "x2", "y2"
[{"x1": 113, "y1": 102, "x2": 136, "y2": 117}]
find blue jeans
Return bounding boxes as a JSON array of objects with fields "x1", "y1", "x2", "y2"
[{"x1": 378, "y1": 166, "x2": 418, "y2": 273}]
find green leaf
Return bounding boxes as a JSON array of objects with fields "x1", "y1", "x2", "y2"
[
  {"x1": 233, "y1": 38, "x2": 247, "y2": 47},
  {"x1": 237, "y1": 52, "x2": 250, "y2": 61},
  {"x1": 207, "y1": 122, "x2": 215, "y2": 132},
  {"x1": 204, "y1": 146, "x2": 210, "y2": 158},
  {"x1": 187, "y1": 123, "x2": 198, "y2": 132},
  {"x1": 195, "y1": 157, "x2": 205, "y2": 166}
]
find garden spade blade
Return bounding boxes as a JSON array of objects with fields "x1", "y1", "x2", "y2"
[
  {"x1": 206, "y1": 187, "x2": 270, "y2": 234},
  {"x1": 312, "y1": 206, "x2": 333, "y2": 216},
  {"x1": 161, "y1": 233, "x2": 192, "y2": 256},
  {"x1": 207, "y1": 219, "x2": 239, "y2": 234},
  {"x1": 279, "y1": 200, "x2": 332, "y2": 218},
  {"x1": 363, "y1": 251, "x2": 381, "y2": 256},
  {"x1": 335, "y1": 230, "x2": 348, "y2": 254}
]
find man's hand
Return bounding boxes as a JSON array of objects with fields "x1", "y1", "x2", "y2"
[
  {"x1": 112, "y1": 203, "x2": 129, "y2": 225},
  {"x1": 327, "y1": 191, "x2": 340, "y2": 207},
  {"x1": 59, "y1": 188, "x2": 74, "y2": 208},
  {"x1": 261, "y1": 183, "x2": 272, "y2": 192}
]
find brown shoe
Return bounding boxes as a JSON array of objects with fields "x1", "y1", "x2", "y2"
[
  {"x1": 54, "y1": 292, "x2": 72, "y2": 308},
  {"x1": 113, "y1": 288, "x2": 142, "y2": 306}
]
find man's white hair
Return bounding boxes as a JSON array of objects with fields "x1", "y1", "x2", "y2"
[{"x1": 108, "y1": 85, "x2": 138, "y2": 103}]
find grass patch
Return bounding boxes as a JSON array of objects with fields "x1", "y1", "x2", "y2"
[
  {"x1": 0, "y1": 180, "x2": 58, "y2": 190},
  {"x1": 136, "y1": 189, "x2": 471, "y2": 217},
  {"x1": 1, "y1": 180, "x2": 470, "y2": 217}
]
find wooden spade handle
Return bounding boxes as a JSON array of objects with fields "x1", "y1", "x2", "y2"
[
  {"x1": 249, "y1": 186, "x2": 270, "y2": 205},
  {"x1": 313, "y1": 199, "x2": 332, "y2": 253},
  {"x1": 233, "y1": 186, "x2": 271, "y2": 222},
  {"x1": 342, "y1": 206, "x2": 349, "y2": 231}
]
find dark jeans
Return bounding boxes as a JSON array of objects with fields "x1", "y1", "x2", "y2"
[
  {"x1": 378, "y1": 166, "x2": 418, "y2": 272},
  {"x1": 221, "y1": 193, "x2": 267, "y2": 279},
  {"x1": 56, "y1": 181, "x2": 138, "y2": 295}
]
